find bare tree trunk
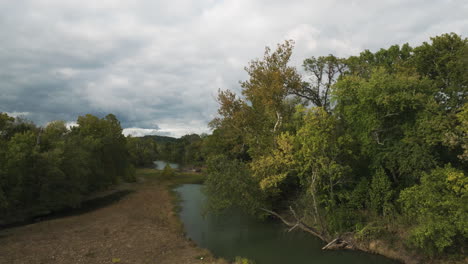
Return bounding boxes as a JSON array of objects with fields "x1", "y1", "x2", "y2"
[
  {"x1": 273, "y1": 111, "x2": 282, "y2": 133},
  {"x1": 36, "y1": 128, "x2": 43, "y2": 146},
  {"x1": 310, "y1": 171, "x2": 325, "y2": 233}
]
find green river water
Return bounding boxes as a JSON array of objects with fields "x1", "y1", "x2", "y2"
[{"x1": 175, "y1": 184, "x2": 399, "y2": 264}]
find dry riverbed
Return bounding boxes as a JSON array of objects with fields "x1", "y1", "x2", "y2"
[{"x1": 0, "y1": 169, "x2": 227, "y2": 264}]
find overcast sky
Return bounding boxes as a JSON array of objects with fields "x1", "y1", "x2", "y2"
[{"x1": 1, "y1": 0, "x2": 467, "y2": 137}]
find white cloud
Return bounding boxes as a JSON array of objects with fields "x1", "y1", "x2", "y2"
[
  {"x1": 286, "y1": 24, "x2": 320, "y2": 51},
  {"x1": 54, "y1": 68, "x2": 81, "y2": 79},
  {"x1": 0, "y1": 0, "x2": 467, "y2": 137},
  {"x1": 65, "y1": 121, "x2": 78, "y2": 129},
  {"x1": 5, "y1": 112, "x2": 30, "y2": 118},
  {"x1": 123, "y1": 128, "x2": 161, "y2": 137}
]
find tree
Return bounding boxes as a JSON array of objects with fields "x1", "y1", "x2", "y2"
[
  {"x1": 295, "y1": 107, "x2": 353, "y2": 230},
  {"x1": 74, "y1": 114, "x2": 135, "y2": 188},
  {"x1": 412, "y1": 33, "x2": 468, "y2": 111},
  {"x1": 127, "y1": 136, "x2": 158, "y2": 167},
  {"x1": 0, "y1": 113, "x2": 14, "y2": 135},
  {"x1": 295, "y1": 55, "x2": 346, "y2": 111},
  {"x1": 211, "y1": 41, "x2": 303, "y2": 160},
  {"x1": 399, "y1": 165, "x2": 467, "y2": 255},
  {"x1": 0, "y1": 113, "x2": 15, "y2": 209},
  {"x1": 444, "y1": 102, "x2": 468, "y2": 163},
  {"x1": 241, "y1": 40, "x2": 302, "y2": 135},
  {"x1": 204, "y1": 155, "x2": 267, "y2": 215},
  {"x1": 333, "y1": 69, "x2": 438, "y2": 185},
  {"x1": 250, "y1": 132, "x2": 296, "y2": 197},
  {"x1": 368, "y1": 168, "x2": 393, "y2": 216},
  {"x1": 2, "y1": 131, "x2": 38, "y2": 216},
  {"x1": 40, "y1": 121, "x2": 67, "y2": 151},
  {"x1": 347, "y1": 44, "x2": 413, "y2": 76}
]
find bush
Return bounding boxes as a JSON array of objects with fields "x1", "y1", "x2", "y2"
[
  {"x1": 161, "y1": 164, "x2": 175, "y2": 179},
  {"x1": 399, "y1": 165, "x2": 467, "y2": 256},
  {"x1": 355, "y1": 222, "x2": 386, "y2": 241},
  {"x1": 368, "y1": 168, "x2": 394, "y2": 216},
  {"x1": 327, "y1": 205, "x2": 364, "y2": 234}
]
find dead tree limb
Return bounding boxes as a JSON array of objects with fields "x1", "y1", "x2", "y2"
[
  {"x1": 322, "y1": 238, "x2": 340, "y2": 250},
  {"x1": 322, "y1": 238, "x2": 353, "y2": 250},
  {"x1": 260, "y1": 207, "x2": 355, "y2": 250},
  {"x1": 260, "y1": 208, "x2": 294, "y2": 226},
  {"x1": 260, "y1": 207, "x2": 328, "y2": 242}
]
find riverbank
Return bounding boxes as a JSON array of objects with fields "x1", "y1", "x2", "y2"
[
  {"x1": 353, "y1": 234, "x2": 467, "y2": 264},
  {"x1": 0, "y1": 169, "x2": 227, "y2": 264},
  {"x1": 266, "y1": 209, "x2": 466, "y2": 264}
]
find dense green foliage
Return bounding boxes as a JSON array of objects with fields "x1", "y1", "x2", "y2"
[
  {"x1": 119, "y1": 133, "x2": 205, "y2": 168},
  {"x1": 143, "y1": 135, "x2": 178, "y2": 144},
  {"x1": 203, "y1": 33, "x2": 467, "y2": 259},
  {"x1": 127, "y1": 136, "x2": 158, "y2": 167},
  {"x1": 156, "y1": 134, "x2": 205, "y2": 165},
  {"x1": 0, "y1": 113, "x2": 135, "y2": 224},
  {"x1": 205, "y1": 155, "x2": 267, "y2": 215},
  {"x1": 399, "y1": 165, "x2": 467, "y2": 256}
]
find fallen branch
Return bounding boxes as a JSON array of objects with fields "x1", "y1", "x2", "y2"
[
  {"x1": 260, "y1": 208, "x2": 294, "y2": 226},
  {"x1": 260, "y1": 207, "x2": 328, "y2": 242},
  {"x1": 322, "y1": 238, "x2": 340, "y2": 250},
  {"x1": 260, "y1": 207, "x2": 354, "y2": 250},
  {"x1": 322, "y1": 238, "x2": 353, "y2": 250}
]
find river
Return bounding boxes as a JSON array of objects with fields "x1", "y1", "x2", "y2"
[
  {"x1": 153, "y1": 160, "x2": 180, "y2": 170},
  {"x1": 175, "y1": 184, "x2": 399, "y2": 264}
]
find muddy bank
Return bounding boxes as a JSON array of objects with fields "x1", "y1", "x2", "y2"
[
  {"x1": 352, "y1": 239, "x2": 418, "y2": 264},
  {"x1": 265, "y1": 209, "x2": 465, "y2": 264},
  {"x1": 0, "y1": 170, "x2": 226, "y2": 264},
  {"x1": 353, "y1": 237, "x2": 466, "y2": 264}
]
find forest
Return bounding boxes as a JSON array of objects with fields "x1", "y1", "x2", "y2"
[
  {"x1": 145, "y1": 134, "x2": 206, "y2": 165},
  {"x1": 200, "y1": 33, "x2": 467, "y2": 259},
  {"x1": 0, "y1": 114, "x2": 138, "y2": 224}
]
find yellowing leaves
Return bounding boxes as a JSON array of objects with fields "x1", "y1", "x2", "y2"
[
  {"x1": 251, "y1": 133, "x2": 295, "y2": 194},
  {"x1": 446, "y1": 170, "x2": 467, "y2": 196}
]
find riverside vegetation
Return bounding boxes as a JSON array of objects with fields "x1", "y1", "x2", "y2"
[
  {"x1": 0, "y1": 114, "x2": 137, "y2": 225},
  {"x1": 200, "y1": 33, "x2": 467, "y2": 263},
  {"x1": 0, "y1": 33, "x2": 466, "y2": 263}
]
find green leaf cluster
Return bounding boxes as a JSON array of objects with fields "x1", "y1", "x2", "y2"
[{"x1": 399, "y1": 166, "x2": 467, "y2": 255}]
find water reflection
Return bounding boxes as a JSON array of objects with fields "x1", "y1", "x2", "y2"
[{"x1": 175, "y1": 184, "x2": 399, "y2": 264}]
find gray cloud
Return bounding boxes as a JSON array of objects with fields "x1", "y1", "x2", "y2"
[{"x1": 1, "y1": 0, "x2": 467, "y2": 137}]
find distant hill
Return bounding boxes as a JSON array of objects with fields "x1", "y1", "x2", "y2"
[{"x1": 142, "y1": 135, "x2": 178, "y2": 144}]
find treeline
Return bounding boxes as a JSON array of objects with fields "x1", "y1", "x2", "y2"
[
  {"x1": 127, "y1": 136, "x2": 158, "y2": 167},
  {"x1": 0, "y1": 113, "x2": 136, "y2": 224},
  {"x1": 149, "y1": 134, "x2": 205, "y2": 165},
  {"x1": 202, "y1": 33, "x2": 467, "y2": 258}
]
